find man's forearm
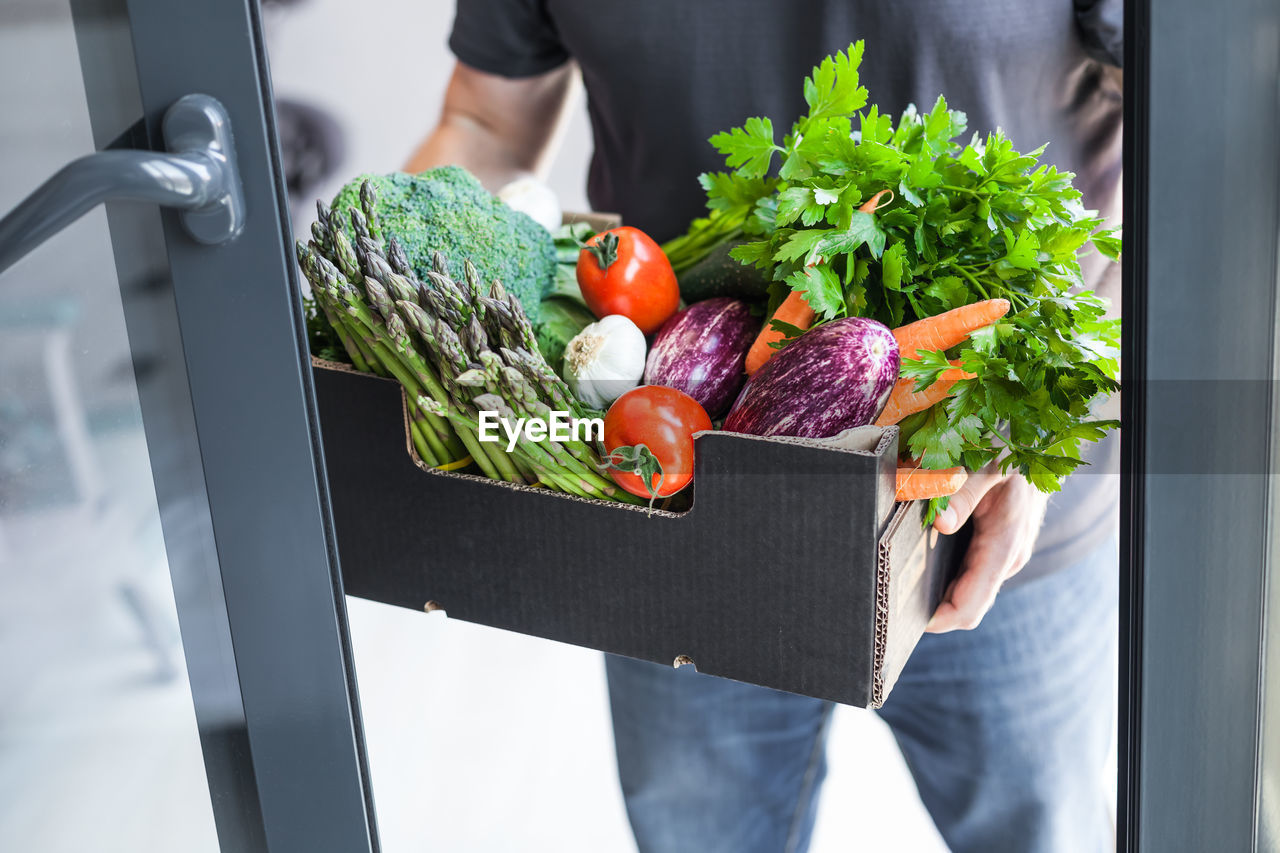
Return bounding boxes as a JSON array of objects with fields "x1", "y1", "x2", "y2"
[
  {"x1": 404, "y1": 61, "x2": 578, "y2": 191},
  {"x1": 405, "y1": 114, "x2": 532, "y2": 191}
]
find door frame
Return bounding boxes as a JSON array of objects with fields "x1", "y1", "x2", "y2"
[
  {"x1": 1120, "y1": 0, "x2": 1280, "y2": 849},
  {"x1": 68, "y1": 0, "x2": 379, "y2": 850}
]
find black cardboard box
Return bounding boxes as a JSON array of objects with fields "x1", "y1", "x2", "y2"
[{"x1": 314, "y1": 360, "x2": 956, "y2": 707}]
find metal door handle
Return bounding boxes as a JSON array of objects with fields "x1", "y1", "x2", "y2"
[{"x1": 0, "y1": 93, "x2": 244, "y2": 276}]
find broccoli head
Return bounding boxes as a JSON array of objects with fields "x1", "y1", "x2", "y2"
[{"x1": 329, "y1": 167, "x2": 557, "y2": 325}]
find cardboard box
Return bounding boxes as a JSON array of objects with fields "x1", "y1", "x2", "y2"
[{"x1": 314, "y1": 360, "x2": 958, "y2": 707}]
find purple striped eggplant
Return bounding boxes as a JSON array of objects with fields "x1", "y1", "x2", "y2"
[
  {"x1": 723, "y1": 317, "x2": 899, "y2": 438},
  {"x1": 643, "y1": 297, "x2": 758, "y2": 418}
]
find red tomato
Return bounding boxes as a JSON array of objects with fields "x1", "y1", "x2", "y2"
[
  {"x1": 577, "y1": 226, "x2": 680, "y2": 335},
  {"x1": 603, "y1": 386, "x2": 712, "y2": 499}
]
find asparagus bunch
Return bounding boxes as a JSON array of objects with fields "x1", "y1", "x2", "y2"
[{"x1": 298, "y1": 180, "x2": 643, "y2": 505}]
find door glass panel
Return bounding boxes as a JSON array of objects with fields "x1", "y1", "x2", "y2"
[{"x1": 0, "y1": 3, "x2": 219, "y2": 850}]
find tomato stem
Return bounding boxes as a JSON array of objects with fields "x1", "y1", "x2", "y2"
[
  {"x1": 601, "y1": 442, "x2": 666, "y2": 509},
  {"x1": 585, "y1": 232, "x2": 620, "y2": 273}
]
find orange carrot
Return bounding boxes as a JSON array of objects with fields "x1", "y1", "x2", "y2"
[
  {"x1": 893, "y1": 298, "x2": 1011, "y2": 360},
  {"x1": 895, "y1": 466, "x2": 967, "y2": 502},
  {"x1": 859, "y1": 188, "x2": 893, "y2": 214},
  {"x1": 875, "y1": 360, "x2": 975, "y2": 426},
  {"x1": 745, "y1": 289, "x2": 815, "y2": 376}
]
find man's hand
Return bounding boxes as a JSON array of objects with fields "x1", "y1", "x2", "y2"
[{"x1": 925, "y1": 468, "x2": 1048, "y2": 633}]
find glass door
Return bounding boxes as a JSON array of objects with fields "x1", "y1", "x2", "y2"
[
  {"x1": 7, "y1": 0, "x2": 1280, "y2": 850},
  {"x1": 0, "y1": 0, "x2": 376, "y2": 850}
]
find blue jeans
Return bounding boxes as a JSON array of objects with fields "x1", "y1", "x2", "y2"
[{"x1": 605, "y1": 537, "x2": 1118, "y2": 853}]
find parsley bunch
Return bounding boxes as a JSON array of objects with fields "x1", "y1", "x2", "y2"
[{"x1": 693, "y1": 41, "x2": 1120, "y2": 495}]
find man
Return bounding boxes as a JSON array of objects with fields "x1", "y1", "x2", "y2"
[{"x1": 409, "y1": 3, "x2": 1122, "y2": 850}]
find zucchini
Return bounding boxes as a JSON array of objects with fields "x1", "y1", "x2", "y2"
[{"x1": 677, "y1": 239, "x2": 772, "y2": 303}]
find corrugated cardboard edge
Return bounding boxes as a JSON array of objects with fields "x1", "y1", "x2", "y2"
[
  {"x1": 707, "y1": 426, "x2": 896, "y2": 460},
  {"x1": 870, "y1": 501, "x2": 915, "y2": 709},
  {"x1": 311, "y1": 355, "x2": 897, "y2": 519},
  {"x1": 312, "y1": 355, "x2": 366, "y2": 375},
  {"x1": 563, "y1": 211, "x2": 622, "y2": 230}
]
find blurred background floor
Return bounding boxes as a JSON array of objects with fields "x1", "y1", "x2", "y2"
[{"x1": 0, "y1": 0, "x2": 978, "y2": 850}]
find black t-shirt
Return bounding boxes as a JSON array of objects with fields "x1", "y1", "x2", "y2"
[
  {"x1": 449, "y1": 0, "x2": 1123, "y2": 580},
  {"x1": 450, "y1": 0, "x2": 1122, "y2": 241}
]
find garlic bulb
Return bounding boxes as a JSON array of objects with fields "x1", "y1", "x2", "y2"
[
  {"x1": 497, "y1": 176, "x2": 562, "y2": 233},
  {"x1": 564, "y1": 315, "x2": 647, "y2": 409}
]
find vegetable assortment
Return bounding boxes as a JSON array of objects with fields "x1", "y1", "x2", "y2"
[{"x1": 302, "y1": 40, "x2": 1118, "y2": 517}]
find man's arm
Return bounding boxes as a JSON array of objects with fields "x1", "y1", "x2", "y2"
[{"x1": 405, "y1": 61, "x2": 578, "y2": 189}]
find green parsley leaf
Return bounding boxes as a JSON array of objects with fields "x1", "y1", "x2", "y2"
[
  {"x1": 813, "y1": 186, "x2": 841, "y2": 205},
  {"x1": 815, "y1": 211, "x2": 886, "y2": 259},
  {"x1": 881, "y1": 242, "x2": 907, "y2": 290},
  {"x1": 728, "y1": 239, "x2": 775, "y2": 270},
  {"x1": 699, "y1": 172, "x2": 775, "y2": 213},
  {"x1": 785, "y1": 264, "x2": 844, "y2": 319},
  {"x1": 922, "y1": 275, "x2": 968, "y2": 312},
  {"x1": 710, "y1": 116, "x2": 779, "y2": 178},
  {"x1": 1003, "y1": 228, "x2": 1041, "y2": 270},
  {"x1": 775, "y1": 229, "x2": 832, "y2": 264},
  {"x1": 1092, "y1": 230, "x2": 1122, "y2": 260},
  {"x1": 804, "y1": 41, "x2": 869, "y2": 121},
  {"x1": 776, "y1": 187, "x2": 815, "y2": 227}
]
